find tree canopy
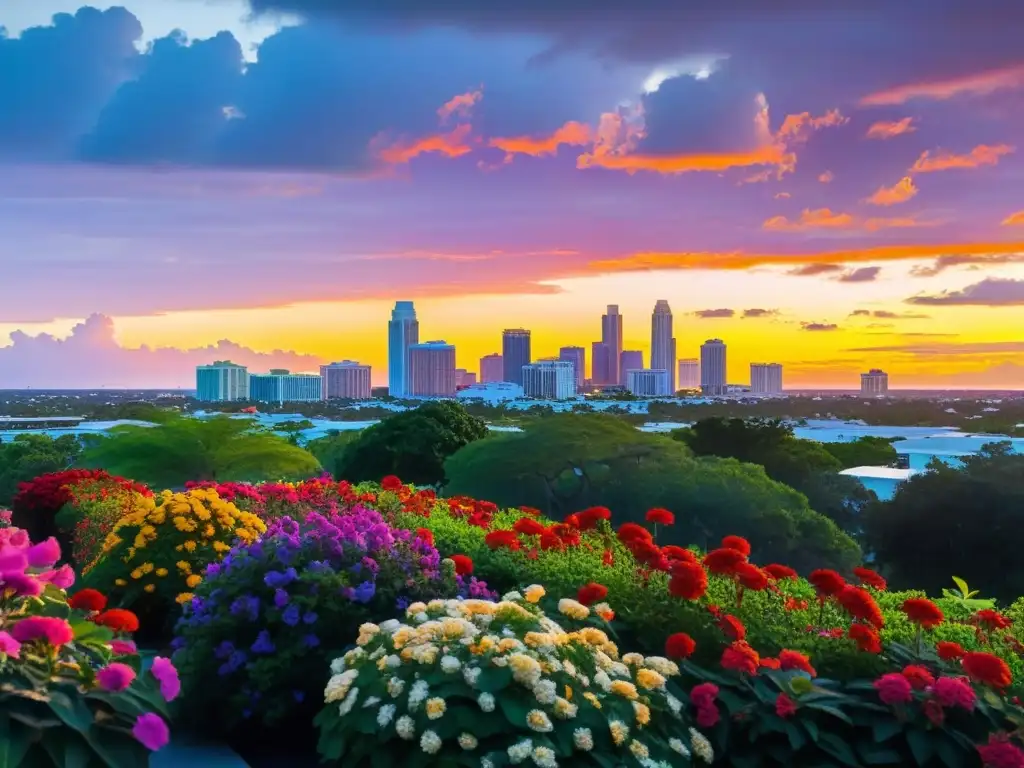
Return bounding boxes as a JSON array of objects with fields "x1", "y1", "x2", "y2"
[
  {"x1": 820, "y1": 436, "x2": 899, "y2": 469},
  {"x1": 335, "y1": 401, "x2": 488, "y2": 487},
  {"x1": 863, "y1": 443, "x2": 1024, "y2": 603},
  {"x1": 444, "y1": 413, "x2": 861, "y2": 572},
  {"x1": 78, "y1": 415, "x2": 320, "y2": 488},
  {"x1": 0, "y1": 434, "x2": 82, "y2": 505}
]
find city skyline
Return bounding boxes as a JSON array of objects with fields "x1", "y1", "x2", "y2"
[{"x1": 2, "y1": 3, "x2": 1024, "y2": 390}]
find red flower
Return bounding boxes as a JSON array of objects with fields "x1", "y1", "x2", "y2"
[
  {"x1": 450, "y1": 555, "x2": 473, "y2": 577},
  {"x1": 645, "y1": 508, "x2": 675, "y2": 525},
  {"x1": 665, "y1": 632, "x2": 696, "y2": 660},
  {"x1": 563, "y1": 513, "x2": 581, "y2": 528},
  {"x1": 415, "y1": 528, "x2": 434, "y2": 546},
  {"x1": 93, "y1": 609, "x2": 140, "y2": 634},
  {"x1": 519, "y1": 506, "x2": 542, "y2": 517},
  {"x1": 717, "y1": 614, "x2": 747, "y2": 642},
  {"x1": 721, "y1": 641, "x2": 760, "y2": 676},
  {"x1": 775, "y1": 693, "x2": 797, "y2": 718},
  {"x1": 662, "y1": 546, "x2": 697, "y2": 564},
  {"x1": 784, "y1": 597, "x2": 809, "y2": 612},
  {"x1": 974, "y1": 609, "x2": 1013, "y2": 632},
  {"x1": 602, "y1": 549, "x2": 614, "y2": 567},
  {"x1": 380, "y1": 475, "x2": 404, "y2": 491},
  {"x1": 628, "y1": 539, "x2": 665, "y2": 569},
  {"x1": 484, "y1": 530, "x2": 520, "y2": 551},
  {"x1": 720, "y1": 535, "x2": 752, "y2": 557},
  {"x1": 936, "y1": 641, "x2": 966, "y2": 661},
  {"x1": 68, "y1": 588, "x2": 107, "y2": 613},
  {"x1": 901, "y1": 664, "x2": 935, "y2": 690},
  {"x1": 848, "y1": 624, "x2": 882, "y2": 654},
  {"x1": 808, "y1": 569, "x2": 846, "y2": 600},
  {"x1": 550, "y1": 523, "x2": 580, "y2": 548},
  {"x1": 513, "y1": 518, "x2": 546, "y2": 537},
  {"x1": 763, "y1": 564, "x2": 797, "y2": 581},
  {"x1": 760, "y1": 657, "x2": 781, "y2": 669},
  {"x1": 923, "y1": 699, "x2": 945, "y2": 727},
  {"x1": 617, "y1": 523, "x2": 652, "y2": 544},
  {"x1": 577, "y1": 582, "x2": 609, "y2": 606},
  {"x1": 779, "y1": 649, "x2": 816, "y2": 677},
  {"x1": 836, "y1": 585, "x2": 885, "y2": 629},
  {"x1": 852, "y1": 566, "x2": 887, "y2": 591},
  {"x1": 874, "y1": 672, "x2": 913, "y2": 705},
  {"x1": 704, "y1": 547, "x2": 747, "y2": 575},
  {"x1": 962, "y1": 652, "x2": 1013, "y2": 690},
  {"x1": 735, "y1": 563, "x2": 769, "y2": 591},
  {"x1": 902, "y1": 598, "x2": 945, "y2": 629},
  {"x1": 690, "y1": 682, "x2": 718, "y2": 709},
  {"x1": 977, "y1": 733, "x2": 1024, "y2": 768},
  {"x1": 539, "y1": 532, "x2": 564, "y2": 551},
  {"x1": 668, "y1": 562, "x2": 708, "y2": 601},
  {"x1": 575, "y1": 506, "x2": 611, "y2": 531}
]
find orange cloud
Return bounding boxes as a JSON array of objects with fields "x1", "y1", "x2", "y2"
[
  {"x1": 866, "y1": 176, "x2": 918, "y2": 206},
  {"x1": 776, "y1": 109, "x2": 849, "y2": 143},
  {"x1": 862, "y1": 216, "x2": 937, "y2": 232},
  {"x1": 489, "y1": 121, "x2": 593, "y2": 158},
  {"x1": 1003, "y1": 211, "x2": 1024, "y2": 226},
  {"x1": 860, "y1": 64, "x2": 1024, "y2": 106},
  {"x1": 579, "y1": 143, "x2": 793, "y2": 175},
  {"x1": 910, "y1": 144, "x2": 1014, "y2": 173},
  {"x1": 818, "y1": 170, "x2": 834, "y2": 183},
  {"x1": 866, "y1": 117, "x2": 917, "y2": 140},
  {"x1": 763, "y1": 208, "x2": 855, "y2": 232},
  {"x1": 437, "y1": 88, "x2": 483, "y2": 123},
  {"x1": 588, "y1": 241, "x2": 1024, "y2": 274},
  {"x1": 376, "y1": 124, "x2": 474, "y2": 164}
]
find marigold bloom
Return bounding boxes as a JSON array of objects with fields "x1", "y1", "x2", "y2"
[
  {"x1": 721, "y1": 641, "x2": 759, "y2": 676},
  {"x1": 902, "y1": 598, "x2": 944, "y2": 629},
  {"x1": 961, "y1": 652, "x2": 1013, "y2": 690},
  {"x1": 763, "y1": 564, "x2": 797, "y2": 581},
  {"x1": 848, "y1": 623, "x2": 882, "y2": 654},
  {"x1": 450, "y1": 555, "x2": 473, "y2": 576},
  {"x1": 808, "y1": 569, "x2": 846, "y2": 599},
  {"x1": 68, "y1": 588, "x2": 107, "y2": 613},
  {"x1": 577, "y1": 582, "x2": 609, "y2": 607},
  {"x1": 873, "y1": 672, "x2": 913, "y2": 705},
  {"x1": 936, "y1": 641, "x2": 966, "y2": 661},
  {"x1": 645, "y1": 508, "x2": 675, "y2": 526},
  {"x1": 665, "y1": 632, "x2": 696, "y2": 660},
  {"x1": 779, "y1": 649, "x2": 816, "y2": 677},
  {"x1": 852, "y1": 566, "x2": 887, "y2": 591},
  {"x1": 775, "y1": 693, "x2": 797, "y2": 718},
  {"x1": 703, "y1": 547, "x2": 746, "y2": 575},
  {"x1": 836, "y1": 585, "x2": 885, "y2": 629},
  {"x1": 720, "y1": 535, "x2": 751, "y2": 557},
  {"x1": 94, "y1": 609, "x2": 140, "y2": 634},
  {"x1": 901, "y1": 665, "x2": 935, "y2": 691},
  {"x1": 668, "y1": 562, "x2": 708, "y2": 601}
]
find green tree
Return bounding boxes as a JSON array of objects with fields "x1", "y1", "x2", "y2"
[
  {"x1": 445, "y1": 414, "x2": 861, "y2": 572},
  {"x1": 863, "y1": 443, "x2": 1024, "y2": 603},
  {"x1": 0, "y1": 434, "x2": 82, "y2": 505},
  {"x1": 78, "y1": 415, "x2": 320, "y2": 488},
  {"x1": 306, "y1": 430, "x2": 359, "y2": 476},
  {"x1": 820, "y1": 436, "x2": 899, "y2": 469},
  {"x1": 336, "y1": 401, "x2": 488, "y2": 486}
]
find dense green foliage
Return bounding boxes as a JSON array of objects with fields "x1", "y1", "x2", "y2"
[
  {"x1": 0, "y1": 434, "x2": 80, "y2": 505},
  {"x1": 305, "y1": 431, "x2": 359, "y2": 476},
  {"x1": 820, "y1": 436, "x2": 900, "y2": 469},
  {"x1": 336, "y1": 401, "x2": 488, "y2": 486},
  {"x1": 77, "y1": 415, "x2": 321, "y2": 487}
]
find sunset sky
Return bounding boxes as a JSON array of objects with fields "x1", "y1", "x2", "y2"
[{"x1": 2, "y1": 1, "x2": 1024, "y2": 389}]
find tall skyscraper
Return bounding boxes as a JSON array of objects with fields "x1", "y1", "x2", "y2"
[
  {"x1": 502, "y1": 329, "x2": 531, "y2": 386},
  {"x1": 321, "y1": 361, "x2": 372, "y2": 400},
  {"x1": 700, "y1": 339, "x2": 727, "y2": 396},
  {"x1": 651, "y1": 300, "x2": 677, "y2": 393},
  {"x1": 678, "y1": 359, "x2": 700, "y2": 389},
  {"x1": 522, "y1": 359, "x2": 576, "y2": 400},
  {"x1": 600, "y1": 305, "x2": 623, "y2": 386},
  {"x1": 750, "y1": 363, "x2": 784, "y2": 395},
  {"x1": 591, "y1": 342, "x2": 611, "y2": 386},
  {"x1": 619, "y1": 350, "x2": 644, "y2": 386},
  {"x1": 408, "y1": 341, "x2": 456, "y2": 397},
  {"x1": 195, "y1": 361, "x2": 248, "y2": 402},
  {"x1": 387, "y1": 301, "x2": 419, "y2": 397},
  {"x1": 861, "y1": 369, "x2": 889, "y2": 395},
  {"x1": 558, "y1": 346, "x2": 585, "y2": 391},
  {"x1": 479, "y1": 354, "x2": 503, "y2": 383}
]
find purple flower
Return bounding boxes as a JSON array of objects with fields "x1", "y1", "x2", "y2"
[
  {"x1": 274, "y1": 588, "x2": 290, "y2": 608},
  {"x1": 132, "y1": 713, "x2": 170, "y2": 751},
  {"x1": 264, "y1": 568, "x2": 297, "y2": 589},
  {"x1": 2, "y1": 571, "x2": 42, "y2": 598},
  {"x1": 37, "y1": 564, "x2": 75, "y2": 589},
  {"x1": 353, "y1": 581, "x2": 376, "y2": 604},
  {"x1": 215, "y1": 640, "x2": 235, "y2": 659},
  {"x1": 151, "y1": 657, "x2": 181, "y2": 702},
  {"x1": 251, "y1": 630, "x2": 275, "y2": 655},
  {"x1": 293, "y1": 690, "x2": 305, "y2": 703},
  {"x1": 205, "y1": 563, "x2": 222, "y2": 578},
  {"x1": 229, "y1": 596, "x2": 260, "y2": 621},
  {"x1": 282, "y1": 605, "x2": 301, "y2": 627},
  {"x1": 303, "y1": 634, "x2": 320, "y2": 648},
  {"x1": 302, "y1": 611, "x2": 318, "y2": 625}
]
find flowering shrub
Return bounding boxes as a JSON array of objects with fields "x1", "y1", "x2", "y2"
[
  {"x1": 0, "y1": 525, "x2": 175, "y2": 766},
  {"x1": 80, "y1": 487, "x2": 266, "y2": 636},
  {"x1": 185, "y1": 476, "x2": 373, "y2": 521},
  {"x1": 315, "y1": 591, "x2": 714, "y2": 766},
  {"x1": 172, "y1": 506, "x2": 477, "y2": 735},
  {"x1": 54, "y1": 477, "x2": 152, "y2": 567}
]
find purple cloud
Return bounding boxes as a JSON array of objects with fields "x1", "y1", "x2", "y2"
[
  {"x1": 741, "y1": 308, "x2": 779, "y2": 318},
  {"x1": 906, "y1": 278, "x2": 1024, "y2": 306},
  {"x1": 836, "y1": 266, "x2": 882, "y2": 283},
  {"x1": 788, "y1": 264, "x2": 843, "y2": 276},
  {"x1": 801, "y1": 322, "x2": 840, "y2": 331},
  {"x1": 692, "y1": 308, "x2": 735, "y2": 318}
]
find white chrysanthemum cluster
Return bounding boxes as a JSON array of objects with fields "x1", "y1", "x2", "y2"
[{"x1": 319, "y1": 594, "x2": 713, "y2": 764}]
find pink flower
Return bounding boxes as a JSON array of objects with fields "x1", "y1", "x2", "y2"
[
  {"x1": 110, "y1": 640, "x2": 138, "y2": 656},
  {"x1": 874, "y1": 673, "x2": 914, "y2": 705},
  {"x1": 1, "y1": 571, "x2": 43, "y2": 598},
  {"x1": 25, "y1": 537, "x2": 61, "y2": 569},
  {"x1": 689, "y1": 682, "x2": 719, "y2": 709},
  {"x1": 776, "y1": 693, "x2": 797, "y2": 718},
  {"x1": 38, "y1": 564, "x2": 75, "y2": 589},
  {"x1": 10, "y1": 616, "x2": 74, "y2": 648},
  {"x1": 933, "y1": 676, "x2": 977, "y2": 711},
  {"x1": 97, "y1": 663, "x2": 136, "y2": 692},
  {"x1": 151, "y1": 657, "x2": 181, "y2": 702},
  {"x1": 977, "y1": 733, "x2": 1024, "y2": 768},
  {"x1": 0, "y1": 547, "x2": 27, "y2": 573},
  {"x1": 132, "y1": 713, "x2": 170, "y2": 751},
  {"x1": 0, "y1": 631, "x2": 21, "y2": 658}
]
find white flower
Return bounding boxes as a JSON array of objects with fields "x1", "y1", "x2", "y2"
[
  {"x1": 526, "y1": 710, "x2": 553, "y2": 733},
  {"x1": 622, "y1": 653, "x2": 644, "y2": 666},
  {"x1": 502, "y1": 591, "x2": 523, "y2": 602},
  {"x1": 594, "y1": 670, "x2": 612, "y2": 691},
  {"x1": 329, "y1": 657, "x2": 345, "y2": 674},
  {"x1": 478, "y1": 692, "x2": 496, "y2": 712},
  {"x1": 425, "y1": 697, "x2": 447, "y2": 720},
  {"x1": 642, "y1": 656, "x2": 679, "y2": 677},
  {"x1": 458, "y1": 733, "x2": 478, "y2": 750},
  {"x1": 609, "y1": 662, "x2": 630, "y2": 678},
  {"x1": 669, "y1": 738, "x2": 690, "y2": 758},
  {"x1": 563, "y1": 660, "x2": 577, "y2": 678},
  {"x1": 572, "y1": 728, "x2": 593, "y2": 751},
  {"x1": 395, "y1": 715, "x2": 415, "y2": 740},
  {"x1": 379, "y1": 619, "x2": 401, "y2": 633},
  {"x1": 385, "y1": 654, "x2": 401, "y2": 668},
  {"x1": 690, "y1": 728, "x2": 715, "y2": 764},
  {"x1": 377, "y1": 704, "x2": 396, "y2": 727},
  {"x1": 492, "y1": 656, "x2": 508, "y2": 667},
  {"x1": 414, "y1": 612, "x2": 429, "y2": 623},
  {"x1": 666, "y1": 693, "x2": 683, "y2": 717},
  {"x1": 420, "y1": 730, "x2": 442, "y2": 755},
  {"x1": 557, "y1": 598, "x2": 589, "y2": 620},
  {"x1": 532, "y1": 746, "x2": 557, "y2": 767},
  {"x1": 441, "y1": 655, "x2": 462, "y2": 673},
  {"x1": 508, "y1": 740, "x2": 533, "y2": 764},
  {"x1": 338, "y1": 687, "x2": 359, "y2": 717},
  {"x1": 533, "y1": 679, "x2": 557, "y2": 705},
  {"x1": 481, "y1": 759, "x2": 495, "y2": 768},
  {"x1": 387, "y1": 677, "x2": 405, "y2": 698},
  {"x1": 362, "y1": 696, "x2": 381, "y2": 708},
  {"x1": 408, "y1": 680, "x2": 430, "y2": 710},
  {"x1": 463, "y1": 666, "x2": 481, "y2": 687}
]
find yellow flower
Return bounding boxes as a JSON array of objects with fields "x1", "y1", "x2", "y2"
[
  {"x1": 425, "y1": 698, "x2": 446, "y2": 719},
  {"x1": 610, "y1": 681, "x2": 638, "y2": 700},
  {"x1": 155, "y1": 568, "x2": 168, "y2": 577},
  {"x1": 524, "y1": 585, "x2": 545, "y2": 604},
  {"x1": 633, "y1": 701, "x2": 651, "y2": 726},
  {"x1": 183, "y1": 540, "x2": 197, "y2": 553},
  {"x1": 213, "y1": 541, "x2": 231, "y2": 553},
  {"x1": 629, "y1": 740, "x2": 649, "y2": 759},
  {"x1": 114, "y1": 579, "x2": 127, "y2": 587},
  {"x1": 186, "y1": 575, "x2": 202, "y2": 588},
  {"x1": 609, "y1": 720, "x2": 629, "y2": 746},
  {"x1": 133, "y1": 534, "x2": 148, "y2": 549},
  {"x1": 176, "y1": 593, "x2": 194, "y2": 604},
  {"x1": 130, "y1": 568, "x2": 144, "y2": 580},
  {"x1": 583, "y1": 692, "x2": 602, "y2": 709},
  {"x1": 636, "y1": 668, "x2": 666, "y2": 691},
  {"x1": 143, "y1": 584, "x2": 156, "y2": 593},
  {"x1": 176, "y1": 561, "x2": 192, "y2": 574}
]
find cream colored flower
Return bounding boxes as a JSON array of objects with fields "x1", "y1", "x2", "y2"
[
  {"x1": 609, "y1": 720, "x2": 629, "y2": 746},
  {"x1": 526, "y1": 709, "x2": 553, "y2": 733},
  {"x1": 524, "y1": 585, "x2": 546, "y2": 603},
  {"x1": 425, "y1": 697, "x2": 447, "y2": 720},
  {"x1": 629, "y1": 740, "x2": 650, "y2": 759},
  {"x1": 636, "y1": 668, "x2": 666, "y2": 691},
  {"x1": 573, "y1": 728, "x2": 594, "y2": 751},
  {"x1": 420, "y1": 730, "x2": 442, "y2": 755},
  {"x1": 557, "y1": 598, "x2": 589, "y2": 620},
  {"x1": 690, "y1": 728, "x2": 715, "y2": 764},
  {"x1": 458, "y1": 733, "x2": 478, "y2": 750}
]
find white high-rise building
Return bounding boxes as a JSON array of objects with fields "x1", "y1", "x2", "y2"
[
  {"x1": 522, "y1": 359, "x2": 576, "y2": 400},
  {"x1": 678, "y1": 359, "x2": 700, "y2": 389},
  {"x1": 650, "y1": 300, "x2": 677, "y2": 394},
  {"x1": 249, "y1": 370, "x2": 322, "y2": 403},
  {"x1": 627, "y1": 369, "x2": 671, "y2": 397},
  {"x1": 700, "y1": 339, "x2": 727, "y2": 396},
  {"x1": 195, "y1": 361, "x2": 248, "y2": 402},
  {"x1": 861, "y1": 369, "x2": 889, "y2": 395},
  {"x1": 388, "y1": 301, "x2": 419, "y2": 397},
  {"x1": 750, "y1": 363, "x2": 784, "y2": 395}
]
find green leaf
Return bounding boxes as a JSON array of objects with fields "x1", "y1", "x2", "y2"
[
  {"x1": 935, "y1": 737, "x2": 969, "y2": 768},
  {"x1": 0, "y1": 714, "x2": 33, "y2": 768},
  {"x1": 906, "y1": 729, "x2": 935, "y2": 765},
  {"x1": 817, "y1": 732, "x2": 860, "y2": 767},
  {"x1": 857, "y1": 742, "x2": 903, "y2": 765},
  {"x1": 872, "y1": 719, "x2": 903, "y2": 743},
  {"x1": 784, "y1": 722, "x2": 806, "y2": 752},
  {"x1": 475, "y1": 667, "x2": 512, "y2": 694},
  {"x1": 46, "y1": 689, "x2": 95, "y2": 733},
  {"x1": 951, "y1": 576, "x2": 969, "y2": 596},
  {"x1": 68, "y1": 617, "x2": 114, "y2": 645},
  {"x1": 805, "y1": 702, "x2": 853, "y2": 725}
]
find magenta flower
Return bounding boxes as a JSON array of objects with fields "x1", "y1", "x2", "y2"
[
  {"x1": 110, "y1": 640, "x2": 138, "y2": 656},
  {"x1": 873, "y1": 672, "x2": 914, "y2": 705},
  {"x1": 39, "y1": 564, "x2": 75, "y2": 589},
  {"x1": 151, "y1": 656, "x2": 181, "y2": 702},
  {"x1": 132, "y1": 713, "x2": 170, "y2": 751},
  {"x1": 0, "y1": 631, "x2": 21, "y2": 658},
  {"x1": 97, "y1": 663, "x2": 137, "y2": 692},
  {"x1": 10, "y1": 616, "x2": 74, "y2": 648},
  {"x1": 0, "y1": 548, "x2": 27, "y2": 574},
  {"x1": 25, "y1": 537, "x2": 61, "y2": 569},
  {"x1": 2, "y1": 571, "x2": 43, "y2": 598}
]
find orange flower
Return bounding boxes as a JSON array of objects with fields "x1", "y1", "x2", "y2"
[
  {"x1": 665, "y1": 632, "x2": 696, "y2": 660},
  {"x1": 704, "y1": 548, "x2": 747, "y2": 575},
  {"x1": 645, "y1": 508, "x2": 675, "y2": 525},
  {"x1": 962, "y1": 652, "x2": 1013, "y2": 690},
  {"x1": 808, "y1": 569, "x2": 846, "y2": 600},
  {"x1": 836, "y1": 585, "x2": 885, "y2": 629},
  {"x1": 852, "y1": 566, "x2": 887, "y2": 591},
  {"x1": 720, "y1": 535, "x2": 752, "y2": 557},
  {"x1": 721, "y1": 641, "x2": 760, "y2": 676},
  {"x1": 902, "y1": 598, "x2": 944, "y2": 629},
  {"x1": 778, "y1": 649, "x2": 816, "y2": 677}
]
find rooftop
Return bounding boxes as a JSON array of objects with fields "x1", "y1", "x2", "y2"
[{"x1": 840, "y1": 466, "x2": 919, "y2": 481}]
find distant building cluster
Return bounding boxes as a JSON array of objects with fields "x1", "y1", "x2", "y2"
[{"x1": 197, "y1": 360, "x2": 371, "y2": 403}]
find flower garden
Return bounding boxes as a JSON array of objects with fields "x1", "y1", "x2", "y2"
[{"x1": 4, "y1": 469, "x2": 1024, "y2": 766}]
